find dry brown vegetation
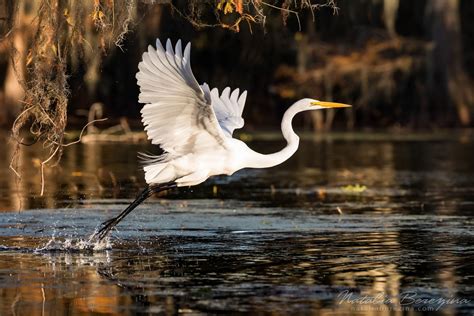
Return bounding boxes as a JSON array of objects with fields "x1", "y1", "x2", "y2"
[
  {"x1": 3, "y1": 0, "x2": 140, "y2": 194},
  {"x1": 274, "y1": 37, "x2": 433, "y2": 130}
]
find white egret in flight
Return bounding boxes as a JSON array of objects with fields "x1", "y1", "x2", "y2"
[{"x1": 93, "y1": 39, "x2": 350, "y2": 240}]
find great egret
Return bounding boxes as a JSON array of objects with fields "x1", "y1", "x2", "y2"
[{"x1": 93, "y1": 38, "x2": 350, "y2": 241}]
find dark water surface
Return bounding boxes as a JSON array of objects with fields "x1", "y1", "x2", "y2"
[{"x1": 0, "y1": 132, "x2": 473, "y2": 315}]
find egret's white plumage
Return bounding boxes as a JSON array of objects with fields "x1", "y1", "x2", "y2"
[
  {"x1": 203, "y1": 84, "x2": 247, "y2": 136},
  {"x1": 93, "y1": 38, "x2": 350, "y2": 241},
  {"x1": 136, "y1": 38, "x2": 350, "y2": 187}
]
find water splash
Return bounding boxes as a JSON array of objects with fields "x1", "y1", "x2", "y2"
[{"x1": 35, "y1": 235, "x2": 112, "y2": 252}]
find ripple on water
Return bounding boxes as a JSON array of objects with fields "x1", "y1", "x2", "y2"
[{"x1": 0, "y1": 136, "x2": 474, "y2": 314}]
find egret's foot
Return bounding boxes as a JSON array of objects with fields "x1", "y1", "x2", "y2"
[{"x1": 91, "y1": 217, "x2": 120, "y2": 242}]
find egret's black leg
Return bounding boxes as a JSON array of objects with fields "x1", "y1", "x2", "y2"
[{"x1": 92, "y1": 182, "x2": 177, "y2": 241}]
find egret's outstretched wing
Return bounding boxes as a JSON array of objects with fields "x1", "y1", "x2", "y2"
[
  {"x1": 137, "y1": 39, "x2": 227, "y2": 158},
  {"x1": 201, "y1": 83, "x2": 247, "y2": 137}
]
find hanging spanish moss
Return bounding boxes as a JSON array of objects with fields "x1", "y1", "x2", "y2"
[{"x1": 8, "y1": 0, "x2": 139, "y2": 195}]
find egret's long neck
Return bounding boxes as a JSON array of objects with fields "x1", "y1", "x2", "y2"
[{"x1": 248, "y1": 104, "x2": 301, "y2": 169}]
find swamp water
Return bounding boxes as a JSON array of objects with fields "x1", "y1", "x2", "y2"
[{"x1": 0, "y1": 132, "x2": 473, "y2": 315}]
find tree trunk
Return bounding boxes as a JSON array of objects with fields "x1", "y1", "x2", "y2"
[
  {"x1": 383, "y1": 0, "x2": 399, "y2": 37},
  {"x1": 425, "y1": 0, "x2": 473, "y2": 125},
  {"x1": 0, "y1": 0, "x2": 24, "y2": 127},
  {"x1": 3, "y1": 29, "x2": 26, "y2": 120}
]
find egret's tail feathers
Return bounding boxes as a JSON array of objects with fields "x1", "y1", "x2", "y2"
[
  {"x1": 138, "y1": 152, "x2": 169, "y2": 166},
  {"x1": 143, "y1": 163, "x2": 178, "y2": 184},
  {"x1": 143, "y1": 163, "x2": 166, "y2": 183}
]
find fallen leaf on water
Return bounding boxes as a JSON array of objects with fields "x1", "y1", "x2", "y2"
[
  {"x1": 317, "y1": 188, "x2": 326, "y2": 199},
  {"x1": 239, "y1": 133, "x2": 253, "y2": 142},
  {"x1": 341, "y1": 184, "x2": 367, "y2": 193}
]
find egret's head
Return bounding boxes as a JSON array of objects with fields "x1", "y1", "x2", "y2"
[
  {"x1": 292, "y1": 98, "x2": 351, "y2": 111},
  {"x1": 290, "y1": 98, "x2": 351, "y2": 113},
  {"x1": 308, "y1": 98, "x2": 351, "y2": 110}
]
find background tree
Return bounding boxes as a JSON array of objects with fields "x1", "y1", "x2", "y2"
[{"x1": 426, "y1": 0, "x2": 473, "y2": 125}]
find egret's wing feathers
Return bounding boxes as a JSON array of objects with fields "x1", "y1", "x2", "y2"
[
  {"x1": 137, "y1": 39, "x2": 227, "y2": 158},
  {"x1": 201, "y1": 84, "x2": 248, "y2": 137}
]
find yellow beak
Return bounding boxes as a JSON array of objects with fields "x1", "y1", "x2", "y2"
[{"x1": 311, "y1": 101, "x2": 352, "y2": 108}]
